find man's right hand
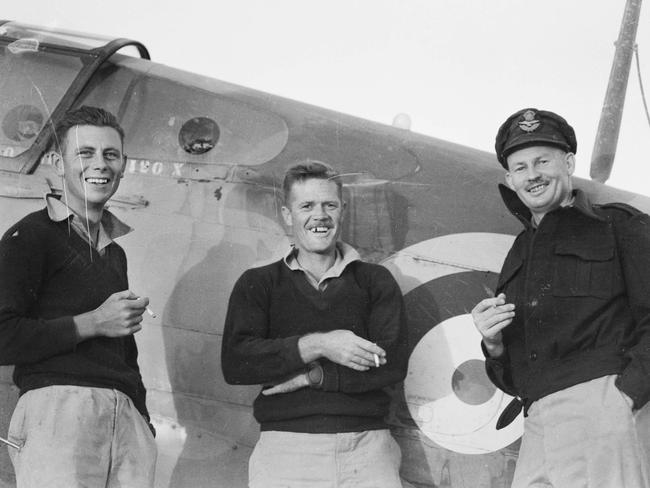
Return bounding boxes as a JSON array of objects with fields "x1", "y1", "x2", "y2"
[
  {"x1": 74, "y1": 290, "x2": 149, "y2": 340},
  {"x1": 298, "y1": 330, "x2": 386, "y2": 371},
  {"x1": 471, "y1": 293, "x2": 515, "y2": 358}
]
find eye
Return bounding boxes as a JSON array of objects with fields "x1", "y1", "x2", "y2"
[
  {"x1": 79, "y1": 149, "x2": 93, "y2": 158},
  {"x1": 104, "y1": 151, "x2": 121, "y2": 161}
]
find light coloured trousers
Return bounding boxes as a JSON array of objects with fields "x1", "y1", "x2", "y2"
[
  {"x1": 249, "y1": 429, "x2": 403, "y2": 488},
  {"x1": 512, "y1": 374, "x2": 650, "y2": 488},
  {"x1": 8, "y1": 385, "x2": 157, "y2": 488}
]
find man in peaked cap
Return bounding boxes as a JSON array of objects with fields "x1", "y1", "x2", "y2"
[{"x1": 471, "y1": 108, "x2": 650, "y2": 487}]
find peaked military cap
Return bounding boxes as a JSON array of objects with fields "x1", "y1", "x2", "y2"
[{"x1": 495, "y1": 108, "x2": 577, "y2": 169}]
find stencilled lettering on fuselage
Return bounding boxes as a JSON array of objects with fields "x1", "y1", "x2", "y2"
[{"x1": 126, "y1": 159, "x2": 188, "y2": 178}]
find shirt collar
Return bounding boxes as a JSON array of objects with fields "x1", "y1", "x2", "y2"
[
  {"x1": 498, "y1": 184, "x2": 604, "y2": 229},
  {"x1": 45, "y1": 194, "x2": 132, "y2": 248},
  {"x1": 284, "y1": 241, "x2": 361, "y2": 287}
]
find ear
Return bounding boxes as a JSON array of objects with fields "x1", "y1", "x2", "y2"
[
  {"x1": 565, "y1": 153, "x2": 576, "y2": 176},
  {"x1": 45, "y1": 151, "x2": 65, "y2": 177},
  {"x1": 119, "y1": 155, "x2": 127, "y2": 178},
  {"x1": 281, "y1": 205, "x2": 292, "y2": 227},
  {"x1": 504, "y1": 172, "x2": 515, "y2": 191}
]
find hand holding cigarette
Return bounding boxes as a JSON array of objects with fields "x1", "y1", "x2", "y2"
[{"x1": 75, "y1": 290, "x2": 152, "y2": 339}]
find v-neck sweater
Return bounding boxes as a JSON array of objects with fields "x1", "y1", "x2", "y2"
[
  {"x1": 222, "y1": 258, "x2": 408, "y2": 433},
  {"x1": 0, "y1": 208, "x2": 149, "y2": 419}
]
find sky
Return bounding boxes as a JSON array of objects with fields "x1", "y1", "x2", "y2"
[{"x1": 3, "y1": 0, "x2": 650, "y2": 195}]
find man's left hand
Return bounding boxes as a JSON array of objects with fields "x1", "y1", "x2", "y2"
[{"x1": 262, "y1": 373, "x2": 309, "y2": 396}]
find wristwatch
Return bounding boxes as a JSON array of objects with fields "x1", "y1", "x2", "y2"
[{"x1": 307, "y1": 361, "x2": 323, "y2": 389}]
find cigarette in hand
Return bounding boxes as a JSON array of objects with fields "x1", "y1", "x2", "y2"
[
  {"x1": 146, "y1": 306, "x2": 156, "y2": 318},
  {"x1": 373, "y1": 353, "x2": 380, "y2": 368}
]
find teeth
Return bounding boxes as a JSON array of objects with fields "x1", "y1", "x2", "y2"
[
  {"x1": 310, "y1": 227, "x2": 329, "y2": 233},
  {"x1": 528, "y1": 183, "x2": 546, "y2": 194},
  {"x1": 85, "y1": 177, "x2": 109, "y2": 184}
]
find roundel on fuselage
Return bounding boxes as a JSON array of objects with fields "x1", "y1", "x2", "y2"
[{"x1": 382, "y1": 233, "x2": 523, "y2": 455}]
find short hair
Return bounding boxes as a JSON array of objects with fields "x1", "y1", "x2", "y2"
[
  {"x1": 282, "y1": 160, "x2": 342, "y2": 203},
  {"x1": 52, "y1": 106, "x2": 124, "y2": 153}
]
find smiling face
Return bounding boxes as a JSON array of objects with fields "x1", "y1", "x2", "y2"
[
  {"x1": 505, "y1": 145, "x2": 575, "y2": 224},
  {"x1": 54, "y1": 124, "x2": 125, "y2": 218},
  {"x1": 281, "y1": 178, "x2": 344, "y2": 257}
]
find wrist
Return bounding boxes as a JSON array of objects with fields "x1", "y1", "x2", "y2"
[
  {"x1": 73, "y1": 312, "x2": 97, "y2": 341},
  {"x1": 483, "y1": 340, "x2": 505, "y2": 358},
  {"x1": 298, "y1": 333, "x2": 323, "y2": 363},
  {"x1": 306, "y1": 362, "x2": 324, "y2": 389}
]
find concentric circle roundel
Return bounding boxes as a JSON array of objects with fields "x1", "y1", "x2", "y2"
[{"x1": 382, "y1": 233, "x2": 523, "y2": 455}]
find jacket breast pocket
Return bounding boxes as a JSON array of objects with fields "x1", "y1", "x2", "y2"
[{"x1": 552, "y1": 243, "x2": 615, "y2": 298}]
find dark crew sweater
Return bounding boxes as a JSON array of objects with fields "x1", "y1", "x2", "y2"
[
  {"x1": 0, "y1": 209, "x2": 149, "y2": 419},
  {"x1": 221, "y1": 258, "x2": 408, "y2": 433}
]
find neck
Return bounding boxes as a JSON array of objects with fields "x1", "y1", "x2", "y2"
[
  {"x1": 67, "y1": 202, "x2": 103, "y2": 240},
  {"x1": 530, "y1": 193, "x2": 575, "y2": 226},
  {"x1": 296, "y1": 248, "x2": 337, "y2": 280},
  {"x1": 69, "y1": 205, "x2": 103, "y2": 226}
]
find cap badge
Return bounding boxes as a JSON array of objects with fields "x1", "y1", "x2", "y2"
[{"x1": 517, "y1": 110, "x2": 540, "y2": 133}]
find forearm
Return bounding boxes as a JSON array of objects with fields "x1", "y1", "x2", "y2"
[
  {"x1": 0, "y1": 312, "x2": 78, "y2": 365},
  {"x1": 320, "y1": 356, "x2": 406, "y2": 393},
  {"x1": 482, "y1": 342, "x2": 517, "y2": 396},
  {"x1": 616, "y1": 317, "x2": 650, "y2": 409},
  {"x1": 615, "y1": 214, "x2": 650, "y2": 409},
  {"x1": 221, "y1": 334, "x2": 306, "y2": 385}
]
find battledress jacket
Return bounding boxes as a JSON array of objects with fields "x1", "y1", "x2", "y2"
[{"x1": 485, "y1": 186, "x2": 650, "y2": 411}]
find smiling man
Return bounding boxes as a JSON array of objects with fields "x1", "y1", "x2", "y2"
[
  {"x1": 471, "y1": 108, "x2": 650, "y2": 487},
  {"x1": 222, "y1": 160, "x2": 408, "y2": 488},
  {"x1": 0, "y1": 106, "x2": 156, "y2": 487}
]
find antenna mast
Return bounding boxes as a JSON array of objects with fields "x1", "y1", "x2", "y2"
[{"x1": 590, "y1": 0, "x2": 643, "y2": 183}]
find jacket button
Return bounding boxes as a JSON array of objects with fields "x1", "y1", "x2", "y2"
[{"x1": 529, "y1": 352, "x2": 537, "y2": 361}]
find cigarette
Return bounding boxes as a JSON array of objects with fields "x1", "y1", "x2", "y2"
[
  {"x1": 0, "y1": 436, "x2": 20, "y2": 450},
  {"x1": 146, "y1": 306, "x2": 156, "y2": 318},
  {"x1": 373, "y1": 353, "x2": 380, "y2": 368}
]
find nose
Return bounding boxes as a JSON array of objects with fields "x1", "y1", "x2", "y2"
[
  {"x1": 91, "y1": 151, "x2": 110, "y2": 171},
  {"x1": 525, "y1": 165, "x2": 540, "y2": 180},
  {"x1": 313, "y1": 204, "x2": 328, "y2": 218},
  {"x1": 90, "y1": 153, "x2": 111, "y2": 171}
]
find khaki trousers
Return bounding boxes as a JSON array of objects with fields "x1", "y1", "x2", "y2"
[
  {"x1": 249, "y1": 429, "x2": 403, "y2": 488},
  {"x1": 512, "y1": 375, "x2": 650, "y2": 488},
  {"x1": 8, "y1": 385, "x2": 157, "y2": 488}
]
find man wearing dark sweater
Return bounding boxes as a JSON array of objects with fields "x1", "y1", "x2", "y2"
[
  {"x1": 0, "y1": 106, "x2": 156, "y2": 487},
  {"x1": 222, "y1": 160, "x2": 408, "y2": 488}
]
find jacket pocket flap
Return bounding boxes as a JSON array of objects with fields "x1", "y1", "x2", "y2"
[{"x1": 554, "y1": 243, "x2": 613, "y2": 261}]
